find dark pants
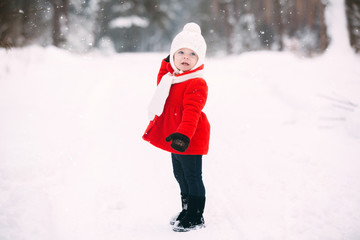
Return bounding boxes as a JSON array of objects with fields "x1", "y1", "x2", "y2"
[{"x1": 171, "y1": 153, "x2": 206, "y2": 197}]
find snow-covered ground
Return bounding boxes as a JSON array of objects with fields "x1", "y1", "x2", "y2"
[
  {"x1": 1, "y1": 2, "x2": 360, "y2": 240},
  {"x1": 1, "y1": 47, "x2": 360, "y2": 240}
]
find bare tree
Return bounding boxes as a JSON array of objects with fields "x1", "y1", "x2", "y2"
[
  {"x1": 51, "y1": 0, "x2": 69, "y2": 47},
  {"x1": 0, "y1": 0, "x2": 27, "y2": 48},
  {"x1": 346, "y1": 0, "x2": 360, "y2": 52}
]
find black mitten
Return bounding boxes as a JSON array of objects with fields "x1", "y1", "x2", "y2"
[{"x1": 166, "y1": 133, "x2": 190, "y2": 152}]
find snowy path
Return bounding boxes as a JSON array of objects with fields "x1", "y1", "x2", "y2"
[{"x1": 1, "y1": 48, "x2": 360, "y2": 240}]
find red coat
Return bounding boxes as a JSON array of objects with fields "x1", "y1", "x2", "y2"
[{"x1": 143, "y1": 58, "x2": 210, "y2": 155}]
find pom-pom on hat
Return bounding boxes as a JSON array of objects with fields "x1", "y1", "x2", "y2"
[{"x1": 170, "y1": 22, "x2": 207, "y2": 73}]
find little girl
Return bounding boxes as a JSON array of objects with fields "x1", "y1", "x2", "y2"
[{"x1": 143, "y1": 22, "x2": 210, "y2": 232}]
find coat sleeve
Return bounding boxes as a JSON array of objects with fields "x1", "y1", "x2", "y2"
[
  {"x1": 176, "y1": 78, "x2": 208, "y2": 139},
  {"x1": 157, "y1": 58, "x2": 172, "y2": 85}
]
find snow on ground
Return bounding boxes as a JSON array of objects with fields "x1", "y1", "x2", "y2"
[{"x1": 1, "y1": 45, "x2": 360, "y2": 240}]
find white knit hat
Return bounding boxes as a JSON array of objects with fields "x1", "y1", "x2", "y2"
[{"x1": 170, "y1": 22, "x2": 207, "y2": 73}]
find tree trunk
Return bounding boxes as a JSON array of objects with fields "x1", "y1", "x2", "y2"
[
  {"x1": 319, "y1": 0, "x2": 328, "y2": 51},
  {"x1": 0, "y1": 0, "x2": 25, "y2": 47},
  {"x1": 223, "y1": 1, "x2": 234, "y2": 54},
  {"x1": 52, "y1": 0, "x2": 68, "y2": 47},
  {"x1": 346, "y1": 0, "x2": 360, "y2": 52}
]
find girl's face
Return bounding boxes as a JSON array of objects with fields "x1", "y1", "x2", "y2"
[{"x1": 173, "y1": 48, "x2": 198, "y2": 72}]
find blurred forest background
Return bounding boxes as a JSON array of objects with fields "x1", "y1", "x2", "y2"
[{"x1": 0, "y1": 0, "x2": 359, "y2": 56}]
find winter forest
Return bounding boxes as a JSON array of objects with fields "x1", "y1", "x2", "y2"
[
  {"x1": 1, "y1": 0, "x2": 360, "y2": 55},
  {"x1": 1, "y1": 0, "x2": 360, "y2": 240}
]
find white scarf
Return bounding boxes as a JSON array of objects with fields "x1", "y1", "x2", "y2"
[{"x1": 148, "y1": 70, "x2": 204, "y2": 120}]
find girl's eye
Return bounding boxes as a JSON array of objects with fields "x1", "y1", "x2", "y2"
[
  {"x1": 178, "y1": 51, "x2": 184, "y2": 54},
  {"x1": 191, "y1": 52, "x2": 196, "y2": 56}
]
